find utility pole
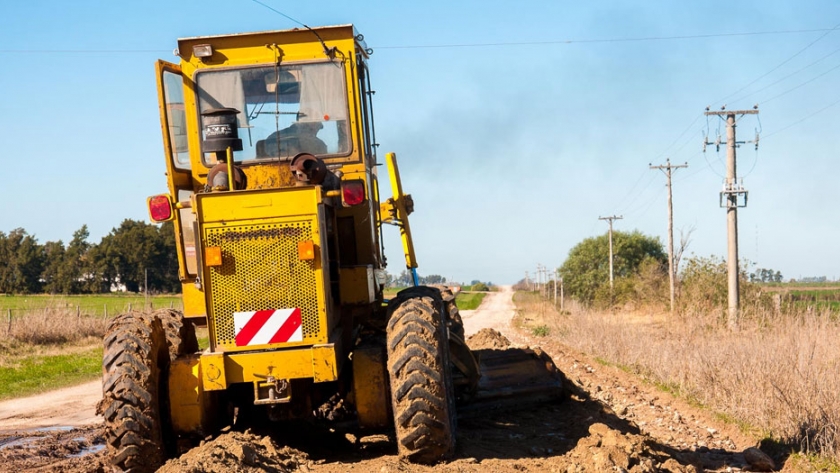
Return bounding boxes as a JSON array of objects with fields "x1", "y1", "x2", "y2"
[
  {"x1": 704, "y1": 106, "x2": 758, "y2": 329},
  {"x1": 560, "y1": 277, "x2": 564, "y2": 311},
  {"x1": 553, "y1": 269, "x2": 558, "y2": 306},
  {"x1": 599, "y1": 215, "x2": 623, "y2": 291},
  {"x1": 650, "y1": 159, "x2": 688, "y2": 313}
]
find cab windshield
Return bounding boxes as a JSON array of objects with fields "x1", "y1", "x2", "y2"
[{"x1": 195, "y1": 61, "x2": 350, "y2": 163}]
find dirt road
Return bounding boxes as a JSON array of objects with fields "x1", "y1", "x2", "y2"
[
  {"x1": 0, "y1": 288, "x2": 776, "y2": 472},
  {"x1": 0, "y1": 380, "x2": 101, "y2": 431},
  {"x1": 459, "y1": 285, "x2": 518, "y2": 338}
]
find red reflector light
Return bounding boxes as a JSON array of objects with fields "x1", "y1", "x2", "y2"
[
  {"x1": 342, "y1": 180, "x2": 366, "y2": 206},
  {"x1": 148, "y1": 194, "x2": 173, "y2": 222}
]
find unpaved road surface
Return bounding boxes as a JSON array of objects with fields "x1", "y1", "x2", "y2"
[
  {"x1": 0, "y1": 380, "x2": 101, "y2": 430},
  {"x1": 0, "y1": 287, "x2": 779, "y2": 472}
]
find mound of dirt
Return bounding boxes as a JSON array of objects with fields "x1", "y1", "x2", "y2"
[
  {"x1": 466, "y1": 328, "x2": 512, "y2": 350},
  {"x1": 559, "y1": 423, "x2": 699, "y2": 473},
  {"x1": 157, "y1": 430, "x2": 309, "y2": 473}
]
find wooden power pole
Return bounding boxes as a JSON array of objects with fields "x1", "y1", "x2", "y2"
[
  {"x1": 650, "y1": 159, "x2": 687, "y2": 313},
  {"x1": 704, "y1": 106, "x2": 758, "y2": 329},
  {"x1": 599, "y1": 215, "x2": 623, "y2": 291}
]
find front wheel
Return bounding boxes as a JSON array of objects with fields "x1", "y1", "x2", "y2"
[{"x1": 386, "y1": 287, "x2": 456, "y2": 464}]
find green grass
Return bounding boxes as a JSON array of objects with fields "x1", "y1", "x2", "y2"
[
  {"x1": 0, "y1": 294, "x2": 183, "y2": 317},
  {"x1": 0, "y1": 346, "x2": 103, "y2": 400},
  {"x1": 531, "y1": 325, "x2": 550, "y2": 337},
  {"x1": 455, "y1": 292, "x2": 486, "y2": 310}
]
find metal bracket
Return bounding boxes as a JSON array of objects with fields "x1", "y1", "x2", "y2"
[{"x1": 719, "y1": 181, "x2": 748, "y2": 208}]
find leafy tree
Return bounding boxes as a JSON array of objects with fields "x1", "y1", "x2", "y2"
[
  {"x1": 0, "y1": 229, "x2": 44, "y2": 294},
  {"x1": 393, "y1": 269, "x2": 413, "y2": 287},
  {"x1": 99, "y1": 219, "x2": 179, "y2": 293},
  {"x1": 421, "y1": 274, "x2": 446, "y2": 285},
  {"x1": 558, "y1": 230, "x2": 666, "y2": 305},
  {"x1": 41, "y1": 240, "x2": 66, "y2": 293},
  {"x1": 749, "y1": 268, "x2": 784, "y2": 284}
]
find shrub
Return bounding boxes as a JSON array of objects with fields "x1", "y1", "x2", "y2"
[{"x1": 531, "y1": 325, "x2": 550, "y2": 337}]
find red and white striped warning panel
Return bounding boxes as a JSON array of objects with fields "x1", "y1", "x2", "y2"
[{"x1": 233, "y1": 308, "x2": 303, "y2": 347}]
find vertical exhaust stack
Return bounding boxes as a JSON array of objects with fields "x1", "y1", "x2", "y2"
[{"x1": 201, "y1": 108, "x2": 246, "y2": 191}]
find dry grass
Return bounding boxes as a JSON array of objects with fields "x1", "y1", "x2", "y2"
[
  {"x1": 1, "y1": 307, "x2": 108, "y2": 345},
  {"x1": 514, "y1": 291, "x2": 840, "y2": 462}
]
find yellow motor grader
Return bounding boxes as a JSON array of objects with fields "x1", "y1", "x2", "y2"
[{"x1": 98, "y1": 24, "x2": 563, "y2": 472}]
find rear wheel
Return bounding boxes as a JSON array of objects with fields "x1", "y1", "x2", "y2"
[
  {"x1": 99, "y1": 312, "x2": 171, "y2": 473},
  {"x1": 154, "y1": 308, "x2": 198, "y2": 359},
  {"x1": 386, "y1": 287, "x2": 456, "y2": 463}
]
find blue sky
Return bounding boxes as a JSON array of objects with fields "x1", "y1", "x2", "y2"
[{"x1": 1, "y1": 1, "x2": 839, "y2": 284}]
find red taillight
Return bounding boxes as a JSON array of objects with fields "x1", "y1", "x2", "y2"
[
  {"x1": 148, "y1": 194, "x2": 173, "y2": 222},
  {"x1": 342, "y1": 180, "x2": 366, "y2": 206}
]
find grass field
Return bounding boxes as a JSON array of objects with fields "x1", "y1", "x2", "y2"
[
  {"x1": 455, "y1": 292, "x2": 486, "y2": 310},
  {"x1": 760, "y1": 285, "x2": 840, "y2": 312},
  {"x1": 0, "y1": 294, "x2": 183, "y2": 400},
  {"x1": 0, "y1": 343, "x2": 103, "y2": 400},
  {"x1": 0, "y1": 293, "x2": 183, "y2": 317},
  {"x1": 513, "y1": 290, "x2": 840, "y2": 467}
]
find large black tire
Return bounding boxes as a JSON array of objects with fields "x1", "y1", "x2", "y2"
[
  {"x1": 99, "y1": 312, "x2": 171, "y2": 472},
  {"x1": 437, "y1": 287, "x2": 464, "y2": 342},
  {"x1": 386, "y1": 287, "x2": 456, "y2": 464},
  {"x1": 153, "y1": 308, "x2": 199, "y2": 359}
]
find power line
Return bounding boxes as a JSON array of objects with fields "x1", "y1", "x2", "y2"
[
  {"x1": 763, "y1": 96, "x2": 840, "y2": 139},
  {"x1": 2, "y1": 27, "x2": 835, "y2": 55},
  {"x1": 761, "y1": 61, "x2": 840, "y2": 104},
  {"x1": 653, "y1": 114, "x2": 703, "y2": 162},
  {"x1": 247, "y1": 0, "x2": 306, "y2": 27},
  {"x1": 616, "y1": 173, "x2": 659, "y2": 215},
  {"x1": 376, "y1": 28, "x2": 838, "y2": 50},
  {"x1": 712, "y1": 22, "x2": 840, "y2": 106},
  {"x1": 727, "y1": 46, "x2": 840, "y2": 106},
  {"x1": 0, "y1": 49, "x2": 166, "y2": 54}
]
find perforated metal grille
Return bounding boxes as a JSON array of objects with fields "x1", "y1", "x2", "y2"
[{"x1": 206, "y1": 221, "x2": 321, "y2": 348}]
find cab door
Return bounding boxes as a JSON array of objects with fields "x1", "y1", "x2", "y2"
[{"x1": 156, "y1": 61, "x2": 200, "y2": 287}]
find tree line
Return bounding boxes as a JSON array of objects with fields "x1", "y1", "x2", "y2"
[
  {"x1": 540, "y1": 229, "x2": 785, "y2": 311},
  {"x1": 0, "y1": 220, "x2": 179, "y2": 294}
]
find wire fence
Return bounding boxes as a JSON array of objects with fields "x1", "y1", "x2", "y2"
[{"x1": 1, "y1": 300, "x2": 185, "y2": 335}]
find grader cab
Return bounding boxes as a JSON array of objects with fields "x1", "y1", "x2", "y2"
[{"x1": 99, "y1": 24, "x2": 563, "y2": 472}]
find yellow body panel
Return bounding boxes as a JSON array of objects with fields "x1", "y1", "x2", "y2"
[
  {"x1": 339, "y1": 266, "x2": 375, "y2": 304},
  {"x1": 196, "y1": 188, "x2": 329, "y2": 352},
  {"x1": 200, "y1": 341, "x2": 341, "y2": 391},
  {"x1": 197, "y1": 187, "x2": 322, "y2": 223},
  {"x1": 352, "y1": 344, "x2": 391, "y2": 428},
  {"x1": 181, "y1": 282, "x2": 207, "y2": 319},
  {"x1": 169, "y1": 354, "x2": 210, "y2": 433}
]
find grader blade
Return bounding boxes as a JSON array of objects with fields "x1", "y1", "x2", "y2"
[{"x1": 458, "y1": 347, "x2": 565, "y2": 414}]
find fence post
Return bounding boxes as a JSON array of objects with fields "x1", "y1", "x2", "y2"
[
  {"x1": 170, "y1": 301, "x2": 174, "y2": 309},
  {"x1": 77, "y1": 305, "x2": 81, "y2": 319},
  {"x1": 7, "y1": 309, "x2": 11, "y2": 335},
  {"x1": 128, "y1": 303, "x2": 132, "y2": 312},
  {"x1": 103, "y1": 304, "x2": 108, "y2": 320}
]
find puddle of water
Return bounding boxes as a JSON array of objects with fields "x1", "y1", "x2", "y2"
[
  {"x1": 69, "y1": 443, "x2": 105, "y2": 458},
  {"x1": 0, "y1": 437, "x2": 38, "y2": 450},
  {"x1": 35, "y1": 426, "x2": 74, "y2": 433}
]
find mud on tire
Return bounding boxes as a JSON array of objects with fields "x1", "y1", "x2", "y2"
[
  {"x1": 153, "y1": 308, "x2": 199, "y2": 359},
  {"x1": 98, "y1": 312, "x2": 172, "y2": 473},
  {"x1": 386, "y1": 287, "x2": 456, "y2": 464}
]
